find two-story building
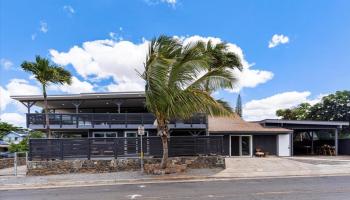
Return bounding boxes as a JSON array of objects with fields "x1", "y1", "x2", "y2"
[{"x1": 11, "y1": 91, "x2": 349, "y2": 158}]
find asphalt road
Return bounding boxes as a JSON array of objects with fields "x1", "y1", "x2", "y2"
[{"x1": 2, "y1": 176, "x2": 350, "y2": 200}]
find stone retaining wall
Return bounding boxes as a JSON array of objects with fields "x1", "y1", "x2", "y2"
[
  {"x1": 27, "y1": 156, "x2": 225, "y2": 176},
  {"x1": 0, "y1": 158, "x2": 26, "y2": 169}
]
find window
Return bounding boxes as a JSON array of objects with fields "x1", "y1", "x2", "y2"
[{"x1": 93, "y1": 132, "x2": 118, "y2": 138}]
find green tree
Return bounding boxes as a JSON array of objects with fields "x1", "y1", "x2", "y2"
[
  {"x1": 0, "y1": 121, "x2": 22, "y2": 139},
  {"x1": 141, "y1": 36, "x2": 237, "y2": 168},
  {"x1": 9, "y1": 131, "x2": 45, "y2": 153},
  {"x1": 21, "y1": 56, "x2": 72, "y2": 138},
  {"x1": 308, "y1": 91, "x2": 350, "y2": 121},
  {"x1": 276, "y1": 91, "x2": 350, "y2": 121},
  {"x1": 276, "y1": 103, "x2": 311, "y2": 120},
  {"x1": 235, "y1": 94, "x2": 242, "y2": 117}
]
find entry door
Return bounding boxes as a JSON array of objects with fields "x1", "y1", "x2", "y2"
[
  {"x1": 124, "y1": 131, "x2": 138, "y2": 155},
  {"x1": 123, "y1": 131, "x2": 149, "y2": 156},
  {"x1": 230, "y1": 135, "x2": 252, "y2": 156}
]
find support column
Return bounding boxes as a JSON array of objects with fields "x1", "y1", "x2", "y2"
[
  {"x1": 20, "y1": 101, "x2": 36, "y2": 128},
  {"x1": 20, "y1": 101, "x2": 36, "y2": 114},
  {"x1": 311, "y1": 131, "x2": 314, "y2": 155},
  {"x1": 72, "y1": 101, "x2": 82, "y2": 113},
  {"x1": 114, "y1": 101, "x2": 123, "y2": 113},
  {"x1": 290, "y1": 132, "x2": 294, "y2": 156},
  {"x1": 335, "y1": 128, "x2": 338, "y2": 156}
]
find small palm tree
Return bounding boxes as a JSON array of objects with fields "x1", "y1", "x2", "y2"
[
  {"x1": 141, "y1": 36, "x2": 238, "y2": 168},
  {"x1": 21, "y1": 56, "x2": 72, "y2": 138}
]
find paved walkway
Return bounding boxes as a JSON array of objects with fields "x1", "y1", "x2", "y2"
[{"x1": 214, "y1": 156, "x2": 350, "y2": 178}]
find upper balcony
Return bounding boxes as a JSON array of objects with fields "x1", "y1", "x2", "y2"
[{"x1": 27, "y1": 113, "x2": 207, "y2": 130}]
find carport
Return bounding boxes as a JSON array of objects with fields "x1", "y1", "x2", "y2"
[{"x1": 260, "y1": 119, "x2": 349, "y2": 156}]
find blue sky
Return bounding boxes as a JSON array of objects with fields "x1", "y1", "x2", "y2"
[{"x1": 1, "y1": 0, "x2": 350, "y2": 126}]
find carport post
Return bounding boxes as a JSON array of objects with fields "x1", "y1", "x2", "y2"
[
  {"x1": 335, "y1": 129, "x2": 338, "y2": 156},
  {"x1": 311, "y1": 131, "x2": 314, "y2": 155}
]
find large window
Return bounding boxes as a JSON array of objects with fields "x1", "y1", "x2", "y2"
[{"x1": 93, "y1": 132, "x2": 118, "y2": 138}]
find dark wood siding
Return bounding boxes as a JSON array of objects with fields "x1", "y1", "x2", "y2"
[{"x1": 253, "y1": 135, "x2": 277, "y2": 155}]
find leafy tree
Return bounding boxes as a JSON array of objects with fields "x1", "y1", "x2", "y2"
[
  {"x1": 0, "y1": 121, "x2": 22, "y2": 139},
  {"x1": 9, "y1": 131, "x2": 45, "y2": 153},
  {"x1": 308, "y1": 91, "x2": 350, "y2": 121},
  {"x1": 141, "y1": 36, "x2": 238, "y2": 168},
  {"x1": 21, "y1": 56, "x2": 72, "y2": 138},
  {"x1": 276, "y1": 103, "x2": 311, "y2": 120},
  {"x1": 276, "y1": 91, "x2": 350, "y2": 121}
]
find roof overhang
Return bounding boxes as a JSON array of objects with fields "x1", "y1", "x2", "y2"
[
  {"x1": 10, "y1": 92, "x2": 146, "y2": 109},
  {"x1": 259, "y1": 119, "x2": 349, "y2": 129},
  {"x1": 11, "y1": 91, "x2": 145, "y2": 101}
]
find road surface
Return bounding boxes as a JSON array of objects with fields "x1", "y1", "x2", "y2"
[{"x1": 1, "y1": 176, "x2": 350, "y2": 200}]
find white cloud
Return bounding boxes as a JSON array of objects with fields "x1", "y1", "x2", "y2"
[
  {"x1": 0, "y1": 58, "x2": 13, "y2": 70},
  {"x1": 50, "y1": 39, "x2": 149, "y2": 91},
  {"x1": 63, "y1": 5, "x2": 75, "y2": 15},
  {"x1": 268, "y1": 34, "x2": 289, "y2": 48},
  {"x1": 0, "y1": 113, "x2": 26, "y2": 128},
  {"x1": 144, "y1": 0, "x2": 177, "y2": 7},
  {"x1": 6, "y1": 79, "x2": 41, "y2": 96},
  {"x1": 50, "y1": 35, "x2": 273, "y2": 93},
  {"x1": 39, "y1": 21, "x2": 48, "y2": 33},
  {"x1": 0, "y1": 79, "x2": 41, "y2": 112},
  {"x1": 106, "y1": 78, "x2": 145, "y2": 92},
  {"x1": 0, "y1": 86, "x2": 11, "y2": 112},
  {"x1": 48, "y1": 76, "x2": 94, "y2": 94},
  {"x1": 243, "y1": 91, "x2": 324, "y2": 121}
]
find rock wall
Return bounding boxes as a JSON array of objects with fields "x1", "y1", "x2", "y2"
[
  {"x1": 0, "y1": 158, "x2": 26, "y2": 169},
  {"x1": 27, "y1": 156, "x2": 225, "y2": 176}
]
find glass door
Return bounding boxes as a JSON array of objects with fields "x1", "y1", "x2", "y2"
[
  {"x1": 230, "y1": 135, "x2": 252, "y2": 157},
  {"x1": 240, "y1": 136, "x2": 251, "y2": 156}
]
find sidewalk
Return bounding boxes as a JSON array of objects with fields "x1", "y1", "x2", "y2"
[
  {"x1": 0, "y1": 168, "x2": 223, "y2": 190},
  {"x1": 2, "y1": 156, "x2": 350, "y2": 190}
]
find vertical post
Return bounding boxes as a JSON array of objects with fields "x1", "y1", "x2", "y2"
[
  {"x1": 87, "y1": 139, "x2": 91, "y2": 160},
  {"x1": 138, "y1": 125, "x2": 144, "y2": 173},
  {"x1": 14, "y1": 152, "x2": 17, "y2": 176},
  {"x1": 140, "y1": 134, "x2": 144, "y2": 173},
  {"x1": 290, "y1": 132, "x2": 294, "y2": 156},
  {"x1": 60, "y1": 140, "x2": 64, "y2": 160},
  {"x1": 311, "y1": 131, "x2": 314, "y2": 155},
  {"x1": 335, "y1": 128, "x2": 338, "y2": 156},
  {"x1": 28, "y1": 139, "x2": 32, "y2": 161},
  {"x1": 60, "y1": 114, "x2": 63, "y2": 128},
  {"x1": 114, "y1": 138, "x2": 118, "y2": 159}
]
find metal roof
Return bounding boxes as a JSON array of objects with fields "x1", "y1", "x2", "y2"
[
  {"x1": 11, "y1": 91, "x2": 146, "y2": 101},
  {"x1": 260, "y1": 119, "x2": 349, "y2": 127}
]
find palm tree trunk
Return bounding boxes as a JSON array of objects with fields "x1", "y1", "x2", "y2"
[
  {"x1": 158, "y1": 120, "x2": 169, "y2": 169},
  {"x1": 42, "y1": 85, "x2": 51, "y2": 138}
]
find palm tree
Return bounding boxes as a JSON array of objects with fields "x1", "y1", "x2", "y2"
[
  {"x1": 141, "y1": 36, "x2": 238, "y2": 168},
  {"x1": 201, "y1": 41, "x2": 243, "y2": 112},
  {"x1": 21, "y1": 56, "x2": 72, "y2": 138}
]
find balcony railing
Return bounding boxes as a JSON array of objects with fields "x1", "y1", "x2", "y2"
[{"x1": 26, "y1": 113, "x2": 207, "y2": 129}]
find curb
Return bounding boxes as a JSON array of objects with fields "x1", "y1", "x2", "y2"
[{"x1": 2, "y1": 173, "x2": 350, "y2": 191}]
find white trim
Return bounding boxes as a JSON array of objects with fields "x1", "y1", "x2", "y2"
[{"x1": 229, "y1": 135, "x2": 253, "y2": 157}]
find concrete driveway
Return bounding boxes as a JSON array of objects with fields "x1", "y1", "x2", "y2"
[{"x1": 214, "y1": 156, "x2": 350, "y2": 178}]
